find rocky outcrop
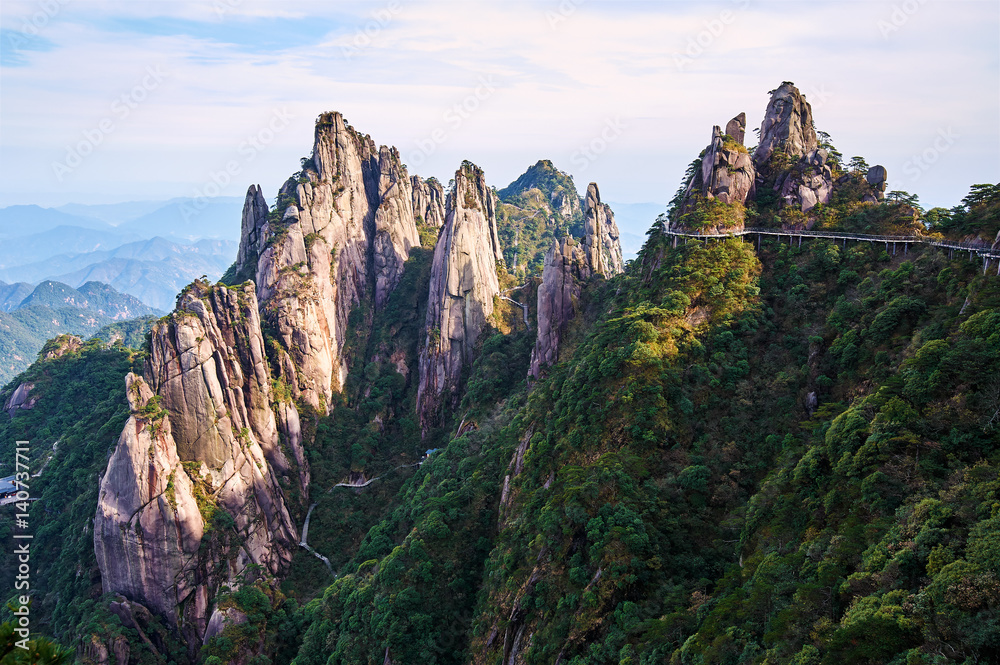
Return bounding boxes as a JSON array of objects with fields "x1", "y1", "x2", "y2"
[
  {"x1": 94, "y1": 281, "x2": 297, "y2": 648},
  {"x1": 244, "y1": 112, "x2": 419, "y2": 412},
  {"x1": 689, "y1": 120, "x2": 755, "y2": 208},
  {"x1": 530, "y1": 184, "x2": 624, "y2": 379},
  {"x1": 373, "y1": 146, "x2": 421, "y2": 309},
  {"x1": 582, "y1": 183, "x2": 624, "y2": 276},
  {"x1": 865, "y1": 165, "x2": 888, "y2": 202},
  {"x1": 774, "y1": 148, "x2": 834, "y2": 214},
  {"x1": 411, "y1": 175, "x2": 447, "y2": 228},
  {"x1": 234, "y1": 185, "x2": 270, "y2": 283},
  {"x1": 529, "y1": 238, "x2": 588, "y2": 379},
  {"x1": 725, "y1": 112, "x2": 746, "y2": 146},
  {"x1": 754, "y1": 82, "x2": 818, "y2": 166},
  {"x1": 417, "y1": 162, "x2": 503, "y2": 428},
  {"x1": 4, "y1": 382, "x2": 37, "y2": 417}
]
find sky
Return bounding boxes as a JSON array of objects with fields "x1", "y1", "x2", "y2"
[{"x1": 0, "y1": 0, "x2": 997, "y2": 217}]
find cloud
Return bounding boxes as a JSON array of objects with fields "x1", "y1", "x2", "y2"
[{"x1": 0, "y1": 0, "x2": 996, "y2": 211}]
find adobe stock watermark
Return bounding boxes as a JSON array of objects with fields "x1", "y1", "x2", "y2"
[
  {"x1": 4, "y1": 0, "x2": 68, "y2": 55},
  {"x1": 546, "y1": 0, "x2": 587, "y2": 29},
  {"x1": 11, "y1": 441, "x2": 32, "y2": 650},
  {"x1": 674, "y1": 0, "x2": 751, "y2": 71},
  {"x1": 570, "y1": 117, "x2": 627, "y2": 171},
  {"x1": 877, "y1": 0, "x2": 929, "y2": 39},
  {"x1": 902, "y1": 128, "x2": 958, "y2": 182},
  {"x1": 406, "y1": 76, "x2": 498, "y2": 168},
  {"x1": 51, "y1": 65, "x2": 168, "y2": 182},
  {"x1": 341, "y1": 0, "x2": 402, "y2": 58},
  {"x1": 181, "y1": 108, "x2": 294, "y2": 221}
]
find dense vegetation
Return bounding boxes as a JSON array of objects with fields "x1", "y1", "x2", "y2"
[
  {"x1": 0, "y1": 281, "x2": 160, "y2": 387},
  {"x1": 496, "y1": 160, "x2": 586, "y2": 277},
  {"x1": 1, "y1": 139, "x2": 998, "y2": 663},
  {"x1": 0, "y1": 336, "x2": 143, "y2": 654}
]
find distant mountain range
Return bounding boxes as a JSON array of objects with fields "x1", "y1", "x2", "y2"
[
  {"x1": 0, "y1": 279, "x2": 162, "y2": 387},
  {"x1": 605, "y1": 201, "x2": 665, "y2": 259},
  {"x1": 0, "y1": 197, "x2": 243, "y2": 311}
]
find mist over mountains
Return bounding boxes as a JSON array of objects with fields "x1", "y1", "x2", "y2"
[{"x1": 0, "y1": 197, "x2": 242, "y2": 310}]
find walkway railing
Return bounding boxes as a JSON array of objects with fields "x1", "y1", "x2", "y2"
[{"x1": 662, "y1": 226, "x2": 1000, "y2": 270}]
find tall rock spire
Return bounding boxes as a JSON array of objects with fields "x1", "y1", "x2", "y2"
[
  {"x1": 411, "y1": 175, "x2": 447, "y2": 228},
  {"x1": 672, "y1": 115, "x2": 756, "y2": 234},
  {"x1": 754, "y1": 82, "x2": 818, "y2": 166},
  {"x1": 582, "y1": 183, "x2": 624, "y2": 276},
  {"x1": 373, "y1": 145, "x2": 421, "y2": 309},
  {"x1": 530, "y1": 183, "x2": 623, "y2": 379},
  {"x1": 417, "y1": 162, "x2": 503, "y2": 429},
  {"x1": 94, "y1": 282, "x2": 298, "y2": 646},
  {"x1": 240, "y1": 112, "x2": 419, "y2": 412}
]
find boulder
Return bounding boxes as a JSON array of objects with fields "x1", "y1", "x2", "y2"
[
  {"x1": 866, "y1": 165, "x2": 888, "y2": 201},
  {"x1": 674, "y1": 121, "x2": 755, "y2": 232},
  {"x1": 4, "y1": 382, "x2": 37, "y2": 417}
]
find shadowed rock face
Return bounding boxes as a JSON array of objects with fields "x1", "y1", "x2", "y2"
[
  {"x1": 529, "y1": 238, "x2": 588, "y2": 379},
  {"x1": 417, "y1": 162, "x2": 503, "y2": 429},
  {"x1": 373, "y1": 146, "x2": 421, "y2": 309},
  {"x1": 530, "y1": 184, "x2": 624, "y2": 379},
  {"x1": 412, "y1": 175, "x2": 447, "y2": 228},
  {"x1": 754, "y1": 82, "x2": 818, "y2": 166},
  {"x1": 94, "y1": 282, "x2": 297, "y2": 647}
]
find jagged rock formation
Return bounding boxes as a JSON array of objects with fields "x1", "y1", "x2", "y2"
[
  {"x1": 417, "y1": 162, "x2": 503, "y2": 428},
  {"x1": 754, "y1": 82, "x2": 818, "y2": 166},
  {"x1": 411, "y1": 175, "x2": 446, "y2": 228},
  {"x1": 679, "y1": 117, "x2": 756, "y2": 226},
  {"x1": 774, "y1": 148, "x2": 834, "y2": 214},
  {"x1": 530, "y1": 184, "x2": 624, "y2": 379},
  {"x1": 94, "y1": 281, "x2": 298, "y2": 648},
  {"x1": 725, "y1": 111, "x2": 746, "y2": 146},
  {"x1": 373, "y1": 146, "x2": 421, "y2": 309},
  {"x1": 529, "y1": 238, "x2": 588, "y2": 380},
  {"x1": 234, "y1": 185, "x2": 269, "y2": 283},
  {"x1": 582, "y1": 183, "x2": 624, "y2": 275},
  {"x1": 749, "y1": 84, "x2": 834, "y2": 216},
  {"x1": 243, "y1": 112, "x2": 419, "y2": 412}
]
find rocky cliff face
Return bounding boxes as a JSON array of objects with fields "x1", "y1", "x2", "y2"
[
  {"x1": 417, "y1": 162, "x2": 503, "y2": 428},
  {"x1": 411, "y1": 175, "x2": 446, "y2": 228},
  {"x1": 242, "y1": 112, "x2": 419, "y2": 412},
  {"x1": 754, "y1": 82, "x2": 818, "y2": 166},
  {"x1": 373, "y1": 146, "x2": 421, "y2": 309},
  {"x1": 529, "y1": 238, "x2": 588, "y2": 380},
  {"x1": 581, "y1": 183, "x2": 624, "y2": 276},
  {"x1": 530, "y1": 184, "x2": 623, "y2": 379},
  {"x1": 94, "y1": 281, "x2": 297, "y2": 648}
]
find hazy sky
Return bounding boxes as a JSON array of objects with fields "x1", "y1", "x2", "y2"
[{"x1": 0, "y1": 0, "x2": 997, "y2": 214}]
